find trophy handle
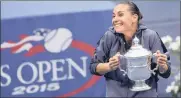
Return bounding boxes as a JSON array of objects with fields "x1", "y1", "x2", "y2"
[
  {"x1": 118, "y1": 54, "x2": 128, "y2": 76},
  {"x1": 148, "y1": 55, "x2": 159, "y2": 75},
  {"x1": 148, "y1": 52, "x2": 169, "y2": 75}
]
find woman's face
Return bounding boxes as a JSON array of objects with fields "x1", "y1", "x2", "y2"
[{"x1": 112, "y1": 4, "x2": 138, "y2": 33}]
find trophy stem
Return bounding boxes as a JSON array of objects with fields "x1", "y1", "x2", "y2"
[{"x1": 130, "y1": 80, "x2": 151, "y2": 91}]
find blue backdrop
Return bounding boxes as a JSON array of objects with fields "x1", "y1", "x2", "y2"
[{"x1": 1, "y1": 10, "x2": 114, "y2": 97}]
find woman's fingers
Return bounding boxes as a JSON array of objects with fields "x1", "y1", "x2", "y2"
[
  {"x1": 154, "y1": 50, "x2": 167, "y2": 64},
  {"x1": 154, "y1": 51, "x2": 168, "y2": 69},
  {"x1": 109, "y1": 61, "x2": 119, "y2": 66},
  {"x1": 109, "y1": 59, "x2": 119, "y2": 70},
  {"x1": 158, "y1": 56, "x2": 167, "y2": 62},
  {"x1": 108, "y1": 53, "x2": 121, "y2": 70}
]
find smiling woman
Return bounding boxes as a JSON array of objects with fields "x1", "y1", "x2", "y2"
[
  {"x1": 112, "y1": 1, "x2": 143, "y2": 42},
  {"x1": 90, "y1": 1, "x2": 171, "y2": 97}
]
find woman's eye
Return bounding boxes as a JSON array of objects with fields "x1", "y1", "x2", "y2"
[
  {"x1": 118, "y1": 13, "x2": 123, "y2": 17},
  {"x1": 112, "y1": 13, "x2": 123, "y2": 18}
]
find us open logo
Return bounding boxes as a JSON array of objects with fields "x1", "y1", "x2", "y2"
[{"x1": 1, "y1": 28, "x2": 100, "y2": 97}]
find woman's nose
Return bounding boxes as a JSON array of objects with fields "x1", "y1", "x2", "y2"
[
  {"x1": 112, "y1": 17, "x2": 117, "y2": 21},
  {"x1": 113, "y1": 17, "x2": 120, "y2": 24},
  {"x1": 113, "y1": 20, "x2": 119, "y2": 26}
]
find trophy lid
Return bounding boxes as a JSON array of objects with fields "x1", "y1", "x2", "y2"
[{"x1": 124, "y1": 36, "x2": 151, "y2": 58}]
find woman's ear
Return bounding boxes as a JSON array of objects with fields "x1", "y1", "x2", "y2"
[{"x1": 132, "y1": 14, "x2": 138, "y2": 23}]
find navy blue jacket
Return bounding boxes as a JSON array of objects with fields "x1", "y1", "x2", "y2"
[{"x1": 89, "y1": 24, "x2": 171, "y2": 97}]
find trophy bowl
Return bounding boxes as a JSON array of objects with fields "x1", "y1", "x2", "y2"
[
  {"x1": 120, "y1": 36, "x2": 158, "y2": 91},
  {"x1": 126, "y1": 54, "x2": 152, "y2": 91}
]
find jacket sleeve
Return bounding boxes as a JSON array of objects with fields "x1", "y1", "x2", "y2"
[
  {"x1": 89, "y1": 31, "x2": 114, "y2": 76},
  {"x1": 149, "y1": 31, "x2": 171, "y2": 78}
]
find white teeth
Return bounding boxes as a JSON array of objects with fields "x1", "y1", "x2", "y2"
[{"x1": 115, "y1": 24, "x2": 122, "y2": 27}]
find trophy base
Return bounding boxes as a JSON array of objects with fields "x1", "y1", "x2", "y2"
[{"x1": 130, "y1": 80, "x2": 151, "y2": 91}]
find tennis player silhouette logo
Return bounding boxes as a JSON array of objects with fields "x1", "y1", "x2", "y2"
[{"x1": 1, "y1": 28, "x2": 73, "y2": 56}]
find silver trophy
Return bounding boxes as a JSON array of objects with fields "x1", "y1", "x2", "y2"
[{"x1": 119, "y1": 36, "x2": 159, "y2": 91}]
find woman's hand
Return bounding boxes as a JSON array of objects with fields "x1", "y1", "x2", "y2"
[
  {"x1": 95, "y1": 52, "x2": 121, "y2": 75},
  {"x1": 108, "y1": 52, "x2": 120, "y2": 71},
  {"x1": 154, "y1": 50, "x2": 168, "y2": 73}
]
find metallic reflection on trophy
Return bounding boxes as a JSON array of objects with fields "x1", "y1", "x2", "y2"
[{"x1": 119, "y1": 36, "x2": 159, "y2": 91}]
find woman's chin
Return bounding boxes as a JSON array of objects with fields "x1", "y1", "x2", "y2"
[
  {"x1": 114, "y1": 27, "x2": 124, "y2": 33},
  {"x1": 115, "y1": 29, "x2": 123, "y2": 33}
]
